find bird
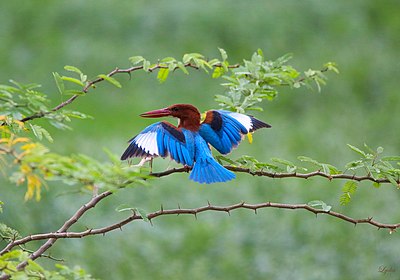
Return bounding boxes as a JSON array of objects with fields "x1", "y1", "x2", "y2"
[{"x1": 121, "y1": 104, "x2": 271, "y2": 184}]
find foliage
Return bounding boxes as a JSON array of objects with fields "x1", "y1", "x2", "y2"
[
  {"x1": 0, "y1": 250, "x2": 96, "y2": 279},
  {"x1": 0, "y1": 49, "x2": 399, "y2": 279},
  {"x1": 219, "y1": 144, "x2": 400, "y2": 205},
  {"x1": 0, "y1": 49, "x2": 338, "y2": 202},
  {"x1": 215, "y1": 49, "x2": 338, "y2": 113}
]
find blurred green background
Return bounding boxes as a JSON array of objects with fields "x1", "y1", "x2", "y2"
[{"x1": 1, "y1": 1, "x2": 400, "y2": 279}]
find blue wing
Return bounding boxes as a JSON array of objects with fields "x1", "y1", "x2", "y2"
[
  {"x1": 199, "y1": 110, "x2": 271, "y2": 155},
  {"x1": 121, "y1": 121, "x2": 194, "y2": 166}
]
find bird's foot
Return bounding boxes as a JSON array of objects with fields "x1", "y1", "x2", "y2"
[
  {"x1": 182, "y1": 165, "x2": 191, "y2": 173},
  {"x1": 133, "y1": 157, "x2": 153, "y2": 167}
]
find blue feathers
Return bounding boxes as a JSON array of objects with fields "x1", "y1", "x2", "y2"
[
  {"x1": 121, "y1": 121, "x2": 194, "y2": 166},
  {"x1": 190, "y1": 157, "x2": 236, "y2": 184},
  {"x1": 189, "y1": 133, "x2": 235, "y2": 184},
  {"x1": 121, "y1": 107, "x2": 271, "y2": 184}
]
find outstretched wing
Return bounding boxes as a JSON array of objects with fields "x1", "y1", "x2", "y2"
[
  {"x1": 121, "y1": 121, "x2": 194, "y2": 166},
  {"x1": 199, "y1": 110, "x2": 271, "y2": 155}
]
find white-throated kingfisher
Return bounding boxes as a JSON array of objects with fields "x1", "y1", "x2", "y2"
[{"x1": 121, "y1": 104, "x2": 271, "y2": 184}]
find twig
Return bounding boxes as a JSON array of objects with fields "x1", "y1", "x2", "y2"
[
  {"x1": 0, "y1": 190, "x2": 113, "y2": 278},
  {"x1": 19, "y1": 62, "x2": 240, "y2": 123},
  {"x1": 18, "y1": 245, "x2": 64, "y2": 262},
  {"x1": 151, "y1": 166, "x2": 400, "y2": 185}
]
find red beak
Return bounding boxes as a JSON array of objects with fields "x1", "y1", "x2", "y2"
[{"x1": 140, "y1": 108, "x2": 171, "y2": 118}]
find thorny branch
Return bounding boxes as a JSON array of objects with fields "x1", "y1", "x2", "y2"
[
  {"x1": 151, "y1": 166, "x2": 400, "y2": 185},
  {"x1": 1, "y1": 169, "x2": 399, "y2": 279},
  {"x1": 0, "y1": 191, "x2": 113, "y2": 279},
  {"x1": 1, "y1": 190, "x2": 399, "y2": 279}
]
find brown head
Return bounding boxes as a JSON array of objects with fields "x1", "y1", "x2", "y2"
[{"x1": 140, "y1": 104, "x2": 201, "y2": 131}]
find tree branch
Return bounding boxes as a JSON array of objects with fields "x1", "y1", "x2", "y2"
[
  {"x1": 2, "y1": 201, "x2": 399, "y2": 256},
  {"x1": 19, "y1": 62, "x2": 240, "y2": 123},
  {"x1": 150, "y1": 166, "x2": 400, "y2": 185},
  {"x1": 0, "y1": 190, "x2": 113, "y2": 279},
  {"x1": 1, "y1": 184, "x2": 398, "y2": 279}
]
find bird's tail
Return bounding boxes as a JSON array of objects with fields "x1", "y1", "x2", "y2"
[{"x1": 189, "y1": 157, "x2": 235, "y2": 184}]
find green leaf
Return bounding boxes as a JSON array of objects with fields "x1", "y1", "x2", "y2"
[
  {"x1": 157, "y1": 68, "x2": 169, "y2": 83},
  {"x1": 49, "y1": 120, "x2": 72, "y2": 130},
  {"x1": 326, "y1": 164, "x2": 341, "y2": 175},
  {"x1": 208, "y1": 58, "x2": 220, "y2": 66},
  {"x1": 345, "y1": 160, "x2": 364, "y2": 170},
  {"x1": 182, "y1": 54, "x2": 191, "y2": 64},
  {"x1": 115, "y1": 206, "x2": 148, "y2": 222},
  {"x1": 212, "y1": 67, "x2": 224, "y2": 78},
  {"x1": 97, "y1": 74, "x2": 122, "y2": 88},
  {"x1": 142, "y1": 60, "x2": 151, "y2": 72},
  {"x1": 215, "y1": 94, "x2": 233, "y2": 106},
  {"x1": 135, "y1": 208, "x2": 149, "y2": 222},
  {"x1": 218, "y1": 47, "x2": 228, "y2": 61},
  {"x1": 129, "y1": 56, "x2": 145, "y2": 65},
  {"x1": 324, "y1": 62, "x2": 340, "y2": 74},
  {"x1": 387, "y1": 176, "x2": 399, "y2": 188},
  {"x1": 177, "y1": 62, "x2": 189, "y2": 74},
  {"x1": 53, "y1": 72, "x2": 65, "y2": 94},
  {"x1": 63, "y1": 89, "x2": 85, "y2": 95},
  {"x1": 271, "y1": 157, "x2": 296, "y2": 168},
  {"x1": 215, "y1": 155, "x2": 237, "y2": 165},
  {"x1": 347, "y1": 144, "x2": 366, "y2": 157},
  {"x1": 298, "y1": 156, "x2": 320, "y2": 166},
  {"x1": 373, "y1": 182, "x2": 381, "y2": 188},
  {"x1": 64, "y1": 65, "x2": 83, "y2": 75},
  {"x1": 115, "y1": 204, "x2": 135, "y2": 213},
  {"x1": 382, "y1": 156, "x2": 400, "y2": 162},
  {"x1": 160, "y1": 57, "x2": 176, "y2": 63},
  {"x1": 63, "y1": 110, "x2": 92, "y2": 119},
  {"x1": 307, "y1": 200, "x2": 331, "y2": 212},
  {"x1": 340, "y1": 181, "x2": 358, "y2": 205},
  {"x1": 246, "y1": 106, "x2": 263, "y2": 111},
  {"x1": 27, "y1": 259, "x2": 44, "y2": 273},
  {"x1": 29, "y1": 124, "x2": 53, "y2": 142},
  {"x1": 168, "y1": 62, "x2": 177, "y2": 72},
  {"x1": 61, "y1": 76, "x2": 84, "y2": 87},
  {"x1": 0, "y1": 223, "x2": 21, "y2": 240}
]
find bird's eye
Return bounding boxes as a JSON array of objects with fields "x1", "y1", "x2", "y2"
[{"x1": 170, "y1": 107, "x2": 179, "y2": 112}]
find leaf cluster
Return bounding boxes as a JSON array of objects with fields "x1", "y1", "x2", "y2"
[
  {"x1": 217, "y1": 143, "x2": 400, "y2": 205},
  {"x1": 0, "y1": 81, "x2": 91, "y2": 135},
  {"x1": 215, "y1": 49, "x2": 338, "y2": 113},
  {"x1": 129, "y1": 47, "x2": 231, "y2": 83},
  {"x1": 346, "y1": 144, "x2": 400, "y2": 188},
  {"x1": 1, "y1": 126, "x2": 149, "y2": 201},
  {"x1": 0, "y1": 250, "x2": 95, "y2": 279}
]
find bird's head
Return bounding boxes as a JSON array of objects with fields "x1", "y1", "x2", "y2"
[
  {"x1": 140, "y1": 104, "x2": 200, "y2": 119},
  {"x1": 140, "y1": 104, "x2": 201, "y2": 130}
]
